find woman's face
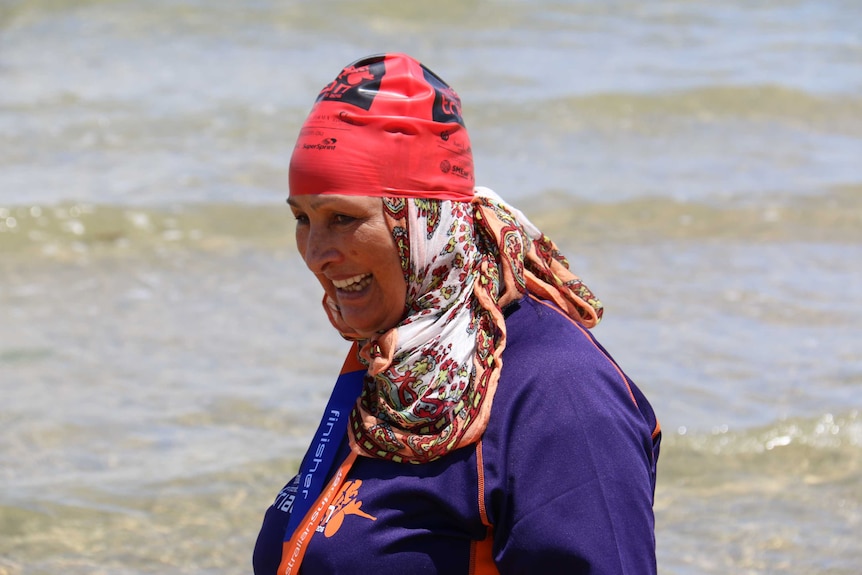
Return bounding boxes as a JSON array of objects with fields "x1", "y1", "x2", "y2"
[{"x1": 288, "y1": 194, "x2": 407, "y2": 339}]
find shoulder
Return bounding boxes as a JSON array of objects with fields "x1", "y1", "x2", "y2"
[
  {"x1": 497, "y1": 294, "x2": 635, "y2": 404},
  {"x1": 479, "y1": 295, "x2": 660, "y2": 573},
  {"x1": 486, "y1": 293, "x2": 659, "y2": 471}
]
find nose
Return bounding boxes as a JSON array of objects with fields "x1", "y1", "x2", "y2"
[{"x1": 300, "y1": 224, "x2": 341, "y2": 274}]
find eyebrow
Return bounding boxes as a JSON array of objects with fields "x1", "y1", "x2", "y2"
[{"x1": 286, "y1": 196, "x2": 340, "y2": 209}]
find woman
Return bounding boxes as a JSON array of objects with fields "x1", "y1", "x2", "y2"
[{"x1": 254, "y1": 53, "x2": 661, "y2": 575}]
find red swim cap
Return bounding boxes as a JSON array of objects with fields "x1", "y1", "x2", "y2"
[{"x1": 289, "y1": 53, "x2": 474, "y2": 201}]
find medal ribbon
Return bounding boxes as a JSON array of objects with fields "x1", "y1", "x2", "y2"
[
  {"x1": 278, "y1": 450, "x2": 358, "y2": 575},
  {"x1": 282, "y1": 343, "x2": 365, "y2": 541}
]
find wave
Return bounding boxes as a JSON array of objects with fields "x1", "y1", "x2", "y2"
[
  {"x1": 655, "y1": 409, "x2": 862, "y2": 574},
  {"x1": 1, "y1": 185, "x2": 859, "y2": 261},
  {"x1": 659, "y1": 409, "x2": 862, "y2": 489},
  {"x1": 0, "y1": 202, "x2": 289, "y2": 262},
  {"x1": 470, "y1": 84, "x2": 862, "y2": 135}
]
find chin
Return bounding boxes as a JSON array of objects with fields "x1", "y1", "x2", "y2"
[
  {"x1": 342, "y1": 318, "x2": 375, "y2": 338},
  {"x1": 345, "y1": 319, "x2": 389, "y2": 339}
]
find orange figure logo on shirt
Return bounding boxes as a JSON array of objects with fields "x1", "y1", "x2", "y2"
[{"x1": 316, "y1": 479, "x2": 377, "y2": 537}]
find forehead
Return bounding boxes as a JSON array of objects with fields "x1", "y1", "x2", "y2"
[{"x1": 287, "y1": 194, "x2": 383, "y2": 212}]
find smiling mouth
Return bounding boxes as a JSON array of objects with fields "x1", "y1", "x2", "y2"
[{"x1": 332, "y1": 273, "x2": 372, "y2": 292}]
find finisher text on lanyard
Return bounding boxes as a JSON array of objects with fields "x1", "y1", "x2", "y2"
[{"x1": 284, "y1": 344, "x2": 365, "y2": 539}]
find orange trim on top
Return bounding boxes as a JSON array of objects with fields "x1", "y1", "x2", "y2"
[
  {"x1": 339, "y1": 341, "x2": 364, "y2": 374},
  {"x1": 470, "y1": 440, "x2": 499, "y2": 575},
  {"x1": 475, "y1": 440, "x2": 491, "y2": 527},
  {"x1": 651, "y1": 420, "x2": 662, "y2": 440},
  {"x1": 469, "y1": 527, "x2": 499, "y2": 575}
]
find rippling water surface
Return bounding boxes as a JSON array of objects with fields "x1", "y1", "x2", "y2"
[{"x1": 2, "y1": 1, "x2": 861, "y2": 573}]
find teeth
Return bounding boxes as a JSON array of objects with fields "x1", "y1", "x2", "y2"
[{"x1": 332, "y1": 274, "x2": 371, "y2": 291}]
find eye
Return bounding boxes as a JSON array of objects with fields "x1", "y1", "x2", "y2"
[{"x1": 332, "y1": 213, "x2": 356, "y2": 225}]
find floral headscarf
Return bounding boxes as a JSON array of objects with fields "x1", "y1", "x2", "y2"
[{"x1": 320, "y1": 187, "x2": 603, "y2": 464}]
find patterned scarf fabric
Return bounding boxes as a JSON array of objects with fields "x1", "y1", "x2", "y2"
[{"x1": 323, "y1": 187, "x2": 603, "y2": 464}]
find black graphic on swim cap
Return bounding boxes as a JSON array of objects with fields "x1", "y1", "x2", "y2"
[
  {"x1": 317, "y1": 58, "x2": 386, "y2": 111},
  {"x1": 422, "y1": 66, "x2": 465, "y2": 126}
]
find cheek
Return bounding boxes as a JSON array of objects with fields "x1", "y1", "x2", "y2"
[{"x1": 294, "y1": 228, "x2": 309, "y2": 262}]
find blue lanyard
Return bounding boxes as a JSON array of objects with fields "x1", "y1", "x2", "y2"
[{"x1": 284, "y1": 367, "x2": 365, "y2": 538}]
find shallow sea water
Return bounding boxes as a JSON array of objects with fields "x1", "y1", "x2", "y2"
[{"x1": 2, "y1": 1, "x2": 861, "y2": 573}]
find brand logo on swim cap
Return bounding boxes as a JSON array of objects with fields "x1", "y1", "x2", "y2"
[
  {"x1": 317, "y1": 59, "x2": 386, "y2": 111},
  {"x1": 303, "y1": 138, "x2": 338, "y2": 151},
  {"x1": 451, "y1": 164, "x2": 471, "y2": 179},
  {"x1": 422, "y1": 67, "x2": 465, "y2": 127}
]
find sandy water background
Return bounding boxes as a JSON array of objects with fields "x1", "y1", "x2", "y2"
[{"x1": 2, "y1": 1, "x2": 861, "y2": 573}]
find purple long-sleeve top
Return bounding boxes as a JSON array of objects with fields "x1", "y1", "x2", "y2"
[{"x1": 254, "y1": 294, "x2": 661, "y2": 574}]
